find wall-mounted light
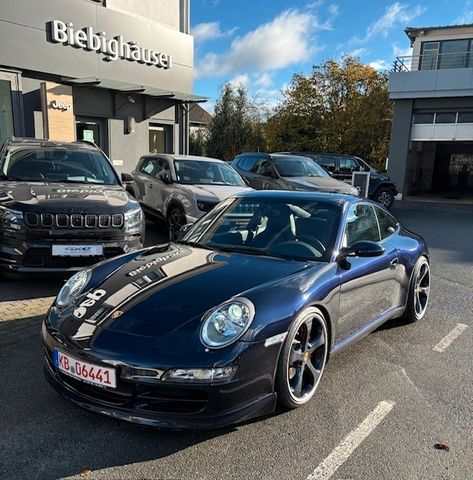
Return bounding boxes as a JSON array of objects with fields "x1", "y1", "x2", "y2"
[{"x1": 125, "y1": 115, "x2": 136, "y2": 134}]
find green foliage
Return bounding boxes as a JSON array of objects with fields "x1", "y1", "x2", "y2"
[
  {"x1": 265, "y1": 56, "x2": 393, "y2": 170},
  {"x1": 189, "y1": 128, "x2": 206, "y2": 156},
  {"x1": 205, "y1": 83, "x2": 267, "y2": 160}
]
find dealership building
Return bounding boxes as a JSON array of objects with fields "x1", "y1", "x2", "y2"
[
  {"x1": 389, "y1": 24, "x2": 473, "y2": 202},
  {"x1": 0, "y1": 0, "x2": 205, "y2": 173}
]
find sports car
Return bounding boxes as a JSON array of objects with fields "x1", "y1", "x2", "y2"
[{"x1": 42, "y1": 191, "x2": 431, "y2": 429}]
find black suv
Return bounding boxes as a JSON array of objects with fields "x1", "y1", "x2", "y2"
[
  {"x1": 278, "y1": 153, "x2": 398, "y2": 209},
  {"x1": 0, "y1": 138, "x2": 144, "y2": 276}
]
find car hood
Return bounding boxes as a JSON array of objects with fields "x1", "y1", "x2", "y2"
[
  {"x1": 369, "y1": 170, "x2": 391, "y2": 181},
  {"x1": 57, "y1": 244, "x2": 317, "y2": 356},
  {"x1": 0, "y1": 181, "x2": 132, "y2": 211},
  {"x1": 181, "y1": 184, "x2": 252, "y2": 201},
  {"x1": 284, "y1": 176, "x2": 357, "y2": 194}
]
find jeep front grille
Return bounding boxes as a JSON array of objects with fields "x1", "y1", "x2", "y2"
[{"x1": 25, "y1": 212, "x2": 124, "y2": 229}]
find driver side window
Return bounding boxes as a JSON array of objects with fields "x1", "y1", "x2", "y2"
[{"x1": 344, "y1": 203, "x2": 380, "y2": 247}]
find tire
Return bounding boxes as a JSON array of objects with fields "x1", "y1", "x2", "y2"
[
  {"x1": 402, "y1": 256, "x2": 431, "y2": 324},
  {"x1": 373, "y1": 187, "x2": 395, "y2": 209},
  {"x1": 167, "y1": 205, "x2": 186, "y2": 241},
  {"x1": 276, "y1": 307, "x2": 328, "y2": 409}
]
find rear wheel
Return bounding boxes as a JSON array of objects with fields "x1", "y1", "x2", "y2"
[
  {"x1": 402, "y1": 256, "x2": 431, "y2": 323},
  {"x1": 374, "y1": 187, "x2": 395, "y2": 209},
  {"x1": 167, "y1": 206, "x2": 186, "y2": 241},
  {"x1": 276, "y1": 307, "x2": 328, "y2": 408}
]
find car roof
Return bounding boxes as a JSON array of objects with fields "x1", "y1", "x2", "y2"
[
  {"x1": 140, "y1": 154, "x2": 226, "y2": 164},
  {"x1": 279, "y1": 152, "x2": 361, "y2": 159},
  {"x1": 4, "y1": 137, "x2": 99, "y2": 151},
  {"x1": 232, "y1": 189, "x2": 359, "y2": 205}
]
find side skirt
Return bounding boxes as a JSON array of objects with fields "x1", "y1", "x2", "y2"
[{"x1": 330, "y1": 306, "x2": 405, "y2": 355}]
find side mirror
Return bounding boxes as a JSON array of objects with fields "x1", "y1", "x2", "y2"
[
  {"x1": 121, "y1": 172, "x2": 134, "y2": 183},
  {"x1": 338, "y1": 240, "x2": 385, "y2": 268},
  {"x1": 159, "y1": 171, "x2": 172, "y2": 184},
  {"x1": 175, "y1": 223, "x2": 193, "y2": 240}
]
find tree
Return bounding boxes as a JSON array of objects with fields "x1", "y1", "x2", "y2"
[
  {"x1": 205, "y1": 83, "x2": 266, "y2": 160},
  {"x1": 266, "y1": 56, "x2": 393, "y2": 170},
  {"x1": 189, "y1": 129, "x2": 206, "y2": 156}
]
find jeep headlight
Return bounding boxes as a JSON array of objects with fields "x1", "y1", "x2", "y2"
[
  {"x1": 56, "y1": 269, "x2": 91, "y2": 307},
  {"x1": 0, "y1": 206, "x2": 24, "y2": 230},
  {"x1": 124, "y1": 207, "x2": 143, "y2": 235},
  {"x1": 200, "y1": 298, "x2": 255, "y2": 349}
]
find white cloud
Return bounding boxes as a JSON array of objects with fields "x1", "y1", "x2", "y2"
[
  {"x1": 355, "y1": 2, "x2": 425, "y2": 43},
  {"x1": 229, "y1": 73, "x2": 249, "y2": 88},
  {"x1": 195, "y1": 9, "x2": 319, "y2": 78},
  {"x1": 392, "y1": 42, "x2": 413, "y2": 58},
  {"x1": 454, "y1": 0, "x2": 473, "y2": 24},
  {"x1": 254, "y1": 73, "x2": 273, "y2": 88},
  {"x1": 192, "y1": 21, "x2": 237, "y2": 43},
  {"x1": 369, "y1": 59, "x2": 390, "y2": 71},
  {"x1": 348, "y1": 47, "x2": 368, "y2": 57}
]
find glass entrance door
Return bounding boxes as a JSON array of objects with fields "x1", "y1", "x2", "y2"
[
  {"x1": 76, "y1": 117, "x2": 108, "y2": 155},
  {"x1": 0, "y1": 79, "x2": 14, "y2": 145}
]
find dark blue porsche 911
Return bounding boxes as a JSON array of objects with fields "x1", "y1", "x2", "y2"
[{"x1": 42, "y1": 191, "x2": 431, "y2": 429}]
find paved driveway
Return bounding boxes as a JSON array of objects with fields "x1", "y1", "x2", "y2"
[{"x1": 0, "y1": 205, "x2": 471, "y2": 480}]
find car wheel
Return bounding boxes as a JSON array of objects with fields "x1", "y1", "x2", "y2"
[
  {"x1": 276, "y1": 307, "x2": 328, "y2": 409},
  {"x1": 167, "y1": 206, "x2": 186, "y2": 241},
  {"x1": 402, "y1": 256, "x2": 431, "y2": 323},
  {"x1": 374, "y1": 187, "x2": 395, "y2": 209}
]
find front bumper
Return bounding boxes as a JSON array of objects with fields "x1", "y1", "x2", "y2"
[
  {"x1": 0, "y1": 233, "x2": 143, "y2": 274},
  {"x1": 41, "y1": 323, "x2": 280, "y2": 430}
]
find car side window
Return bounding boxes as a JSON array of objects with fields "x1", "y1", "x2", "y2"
[
  {"x1": 139, "y1": 158, "x2": 156, "y2": 176},
  {"x1": 257, "y1": 160, "x2": 275, "y2": 176},
  {"x1": 317, "y1": 156, "x2": 336, "y2": 173},
  {"x1": 252, "y1": 157, "x2": 267, "y2": 174},
  {"x1": 344, "y1": 203, "x2": 381, "y2": 247},
  {"x1": 339, "y1": 157, "x2": 359, "y2": 174},
  {"x1": 375, "y1": 207, "x2": 398, "y2": 240},
  {"x1": 154, "y1": 159, "x2": 170, "y2": 178},
  {"x1": 238, "y1": 157, "x2": 257, "y2": 172}
]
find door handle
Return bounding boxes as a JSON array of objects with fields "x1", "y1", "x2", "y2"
[
  {"x1": 149, "y1": 184, "x2": 153, "y2": 189},
  {"x1": 390, "y1": 258, "x2": 399, "y2": 269}
]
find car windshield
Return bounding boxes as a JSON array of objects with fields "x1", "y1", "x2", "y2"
[
  {"x1": 182, "y1": 197, "x2": 342, "y2": 262},
  {"x1": 1, "y1": 147, "x2": 120, "y2": 185},
  {"x1": 273, "y1": 156, "x2": 329, "y2": 178},
  {"x1": 174, "y1": 160, "x2": 246, "y2": 186}
]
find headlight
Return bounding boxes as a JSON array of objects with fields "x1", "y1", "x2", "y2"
[
  {"x1": 197, "y1": 200, "x2": 218, "y2": 212},
  {"x1": 200, "y1": 298, "x2": 255, "y2": 349},
  {"x1": 162, "y1": 366, "x2": 238, "y2": 383},
  {"x1": 56, "y1": 269, "x2": 91, "y2": 307},
  {"x1": 124, "y1": 207, "x2": 143, "y2": 235},
  {"x1": 0, "y1": 206, "x2": 24, "y2": 230}
]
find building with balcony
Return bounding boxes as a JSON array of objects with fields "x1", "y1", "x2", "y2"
[
  {"x1": 0, "y1": 0, "x2": 205, "y2": 173},
  {"x1": 389, "y1": 24, "x2": 473, "y2": 202}
]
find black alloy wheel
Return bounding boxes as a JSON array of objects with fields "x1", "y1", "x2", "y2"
[
  {"x1": 403, "y1": 256, "x2": 431, "y2": 323},
  {"x1": 276, "y1": 307, "x2": 328, "y2": 408},
  {"x1": 374, "y1": 187, "x2": 395, "y2": 209},
  {"x1": 167, "y1": 206, "x2": 186, "y2": 241}
]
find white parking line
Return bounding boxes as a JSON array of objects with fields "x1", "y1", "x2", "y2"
[
  {"x1": 433, "y1": 323, "x2": 469, "y2": 352},
  {"x1": 307, "y1": 401, "x2": 395, "y2": 480}
]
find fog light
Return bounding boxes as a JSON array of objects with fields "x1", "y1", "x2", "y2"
[{"x1": 162, "y1": 366, "x2": 238, "y2": 383}]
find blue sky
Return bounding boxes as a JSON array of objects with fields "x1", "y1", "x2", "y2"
[{"x1": 191, "y1": 0, "x2": 473, "y2": 111}]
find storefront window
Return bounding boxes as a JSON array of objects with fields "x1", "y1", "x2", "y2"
[
  {"x1": 0, "y1": 79, "x2": 14, "y2": 146},
  {"x1": 149, "y1": 125, "x2": 168, "y2": 154}
]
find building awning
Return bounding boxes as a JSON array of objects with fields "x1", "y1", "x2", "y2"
[{"x1": 63, "y1": 77, "x2": 207, "y2": 103}]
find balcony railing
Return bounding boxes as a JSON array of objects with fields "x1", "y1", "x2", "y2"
[{"x1": 393, "y1": 51, "x2": 473, "y2": 72}]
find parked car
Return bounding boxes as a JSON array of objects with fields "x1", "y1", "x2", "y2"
[
  {"x1": 0, "y1": 137, "x2": 144, "y2": 276},
  {"x1": 232, "y1": 152, "x2": 359, "y2": 196},
  {"x1": 131, "y1": 154, "x2": 252, "y2": 239},
  {"x1": 42, "y1": 190, "x2": 430, "y2": 429},
  {"x1": 278, "y1": 152, "x2": 398, "y2": 209}
]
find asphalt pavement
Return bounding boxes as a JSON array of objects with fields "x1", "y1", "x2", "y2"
[{"x1": 0, "y1": 203, "x2": 472, "y2": 480}]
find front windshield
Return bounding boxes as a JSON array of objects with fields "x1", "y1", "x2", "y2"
[
  {"x1": 1, "y1": 148, "x2": 120, "y2": 185},
  {"x1": 273, "y1": 156, "x2": 329, "y2": 178},
  {"x1": 174, "y1": 160, "x2": 246, "y2": 186},
  {"x1": 182, "y1": 197, "x2": 341, "y2": 262}
]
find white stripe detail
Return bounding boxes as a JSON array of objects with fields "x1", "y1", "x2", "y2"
[
  {"x1": 433, "y1": 324, "x2": 469, "y2": 353},
  {"x1": 307, "y1": 400, "x2": 395, "y2": 480},
  {"x1": 264, "y1": 332, "x2": 288, "y2": 347}
]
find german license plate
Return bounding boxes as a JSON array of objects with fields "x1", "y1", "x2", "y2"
[
  {"x1": 53, "y1": 349, "x2": 116, "y2": 389},
  {"x1": 52, "y1": 245, "x2": 103, "y2": 257}
]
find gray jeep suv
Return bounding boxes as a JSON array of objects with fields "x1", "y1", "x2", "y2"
[{"x1": 131, "y1": 154, "x2": 252, "y2": 238}]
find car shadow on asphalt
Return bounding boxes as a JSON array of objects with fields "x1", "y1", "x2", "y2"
[
  {"x1": 0, "y1": 314, "x2": 231, "y2": 480},
  {"x1": 0, "y1": 277, "x2": 63, "y2": 302}
]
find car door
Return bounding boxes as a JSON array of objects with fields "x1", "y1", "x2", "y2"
[
  {"x1": 337, "y1": 202, "x2": 400, "y2": 340},
  {"x1": 237, "y1": 156, "x2": 266, "y2": 189},
  {"x1": 257, "y1": 159, "x2": 281, "y2": 190},
  {"x1": 337, "y1": 156, "x2": 359, "y2": 184},
  {"x1": 134, "y1": 157, "x2": 158, "y2": 208}
]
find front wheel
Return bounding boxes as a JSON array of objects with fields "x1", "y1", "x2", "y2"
[
  {"x1": 402, "y1": 256, "x2": 431, "y2": 323},
  {"x1": 276, "y1": 307, "x2": 328, "y2": 409},
  {"x1": 374, "y1": 187, "x2": 395, "y2": 209},
  {"x1": 167, "y1": 206, "x2": 186, "y2": 241}
]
